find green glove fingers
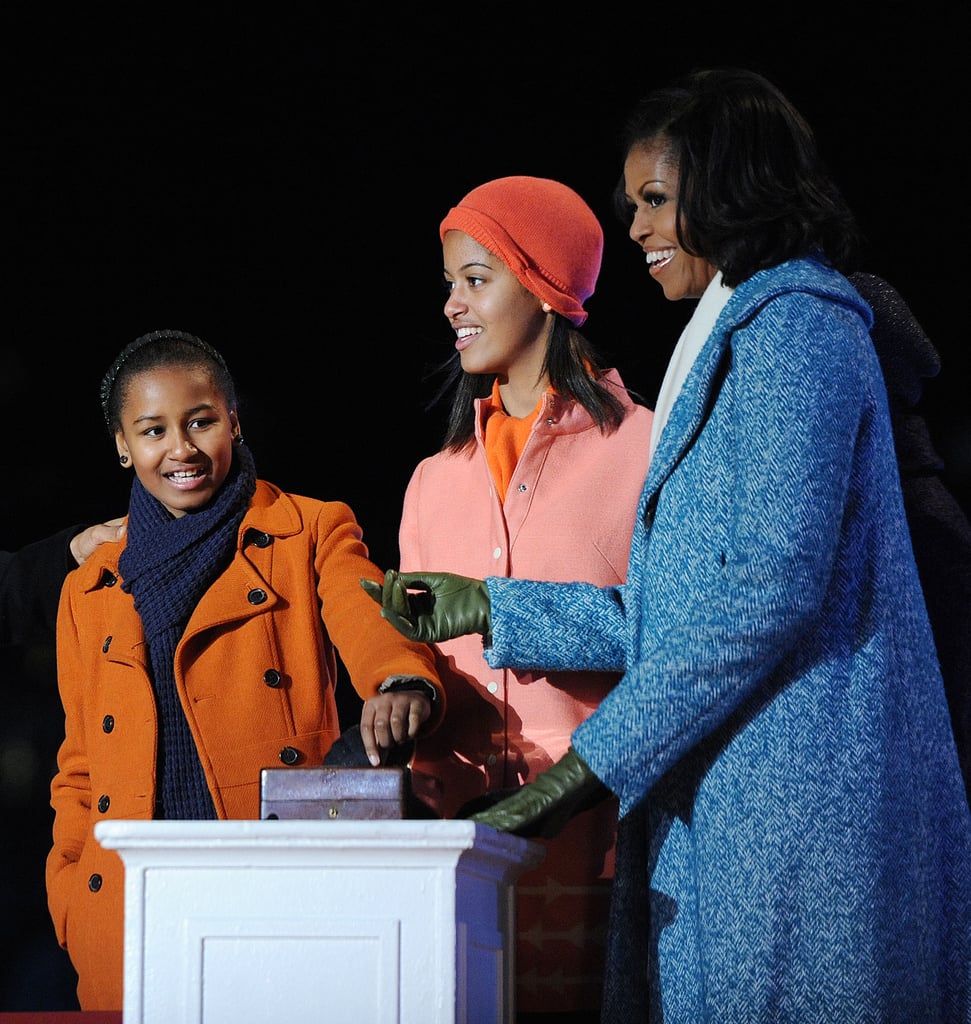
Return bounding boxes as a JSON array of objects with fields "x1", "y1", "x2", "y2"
[
  {"x1": 360, "y1": 570, "x2": 492, "y2": 644},
  {"x1": 465, "y1": 748, "x2": 608, "y2": 839},
  {"x1": 360, "y1": 573, "x2": 419, "y2": 639}
]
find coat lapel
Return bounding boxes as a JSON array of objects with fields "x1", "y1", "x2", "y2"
[{"x1": 641, "y1": 326, "x2": 733, "y2": 515}]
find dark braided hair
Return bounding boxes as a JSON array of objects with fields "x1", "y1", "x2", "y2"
[{"x1": 100, "y1": 329, "x2": 237, "y2": 434}]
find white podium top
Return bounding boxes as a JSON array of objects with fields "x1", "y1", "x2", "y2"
[{"x1": 96, "y1": 817, "x2": 542, "y2": 865}]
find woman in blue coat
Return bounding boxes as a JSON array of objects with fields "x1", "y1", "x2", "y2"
[{"x1": 363, "y1": 67, "x2": 971, "y2": 1022}]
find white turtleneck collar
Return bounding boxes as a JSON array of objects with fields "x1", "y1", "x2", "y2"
[{"x1": 649, "y1": 270, "x2": 734, "y2": 458}]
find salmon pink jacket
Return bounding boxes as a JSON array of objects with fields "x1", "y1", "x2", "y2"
[
  {"x1": 398, "y1": 368, "x2": 653, "y2": 1014},
  {"x1": 399, "y1": 368, "x2": 652, "y2": 813}
]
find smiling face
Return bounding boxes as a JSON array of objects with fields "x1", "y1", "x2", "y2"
[
  {"x1": 442, "y1": 229, "x2": 552, "y2": 387},
  {"x1": 114, "y1": 365, "x2": 239, "y2": 518},
  {"x1": 622, "y1": 141, "x2": 718, "y2": 301}
]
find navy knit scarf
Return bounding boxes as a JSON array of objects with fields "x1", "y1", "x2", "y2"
[{"x1": 119, "y1": 444, "x2": 257, "y2": 819}]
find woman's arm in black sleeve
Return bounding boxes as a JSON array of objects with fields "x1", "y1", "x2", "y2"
[{"x1": 0, "y1": 524, "x2": 85, "y2": 647}]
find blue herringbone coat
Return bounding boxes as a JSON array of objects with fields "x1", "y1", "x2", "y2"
[{"x1": 484, "y1": 258, "x2": 971, "y2": 1023}]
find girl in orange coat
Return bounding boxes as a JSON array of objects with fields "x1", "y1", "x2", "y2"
[{"x1": 47, "y1": 329, "x2": 443, "y2": 1010}]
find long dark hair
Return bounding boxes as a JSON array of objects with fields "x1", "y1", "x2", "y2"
[
  {"x1": 429, "y1": 314, "x2": 631, "y2": 454},
  {"x1": 612, "y1": 67, "x2": 862, "y2": 287}
]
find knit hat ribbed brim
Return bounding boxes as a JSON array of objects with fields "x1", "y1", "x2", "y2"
[{"x1": 439, "y1": 176, "x2": 603, "y2": 326}]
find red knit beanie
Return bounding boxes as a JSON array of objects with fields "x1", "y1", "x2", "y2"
[{"x1": 439, "y1": 176, "x2": 603, "y2": 326}]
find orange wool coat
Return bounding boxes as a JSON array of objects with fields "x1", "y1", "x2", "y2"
[{"x1": 46, "y1": 479, "x2": 442, "y2": 1011}]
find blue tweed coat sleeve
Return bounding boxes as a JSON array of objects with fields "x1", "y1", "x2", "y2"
[{"x1": 484, "y1": 258, "x2": 971, "y2": 1021}]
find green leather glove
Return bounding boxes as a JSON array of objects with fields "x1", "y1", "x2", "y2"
[
  {"x1": 464, "y1": 747, "x2": 608, "y2": 839},
  {"x1": 360, "y1": 570, "x2": 492, "y2": 644}
]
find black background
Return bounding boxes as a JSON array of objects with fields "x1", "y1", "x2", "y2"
[{"x1": 1, "y1": 3, "x2": 967, "y2": 1009}]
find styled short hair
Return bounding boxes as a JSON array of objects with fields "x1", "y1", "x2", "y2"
[{"x1": 613, "y1": 67, "x2": 862, "y2": 287}]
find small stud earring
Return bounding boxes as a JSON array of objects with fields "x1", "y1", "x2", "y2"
[
  {"x1": 541, "y1": 302, "x2": 553, "y2": 313},
  {"x1": 234, "y1": 434, "x2": 245, "y2": 445},
  {"x1": 119, "y1": 454, "x2": 129, "y2": 465}
]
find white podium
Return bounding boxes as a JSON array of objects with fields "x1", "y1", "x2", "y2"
[{"x1": 94, "y1": 819, "x2": 544, "y2": 1024}]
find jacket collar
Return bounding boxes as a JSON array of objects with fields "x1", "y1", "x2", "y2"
[
  {"x1": 78, "y1": 479, "x2": 303, "y2": 595},
  {"x1": 472, "y1": 366, "x2": 637, "y2": 442}
]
